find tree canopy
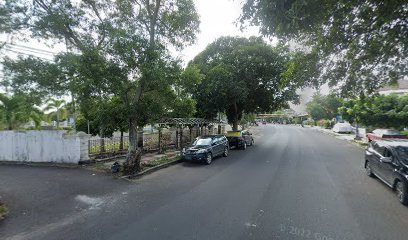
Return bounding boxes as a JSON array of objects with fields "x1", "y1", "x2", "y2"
[
  {"x1": 191, "y1": 36, "x2": 306, "y2": 130},
  {"x1": 1, "y1": 0, "x2": 200, "y2": 172},
  {"x1": 306, "y1": 93, "x2": 342, "y2": 121},
  {"x1": 240, "y1": 0, "x2": 408, "y2": 95},
  {"x1": 339, "y1": 94, "x2": 408, "y2": 129},
  {"x1": 0, "y1": 93, "x2": 43, "y2": 130}
]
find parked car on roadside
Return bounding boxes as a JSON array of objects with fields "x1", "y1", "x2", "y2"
[
  {"x1": 226, "y1": 130, "x2": 254, "y2": 150},
  {"x1": 364, "y1": 139, "x2": 408, "y2": 205},
  {"x1": 332, "y1": 122, "x2": 353, "y2": 133},
  {"x1": 181, "y1": 135, "x2": 229, "y2": 165},
  {"x1": 367, "y1": 129, "x2": 408, "y2": 142}
]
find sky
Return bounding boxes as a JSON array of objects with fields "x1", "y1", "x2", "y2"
[{"x1": 178, "y1": 0, "x2": 261, "y2": 64}]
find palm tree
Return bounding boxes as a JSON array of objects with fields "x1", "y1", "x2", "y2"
[
  {"x1": 0, "y1": 93, "x2": 43, "y2": 130},
  {"x1": 44, "y1": 99, "x2": 66, "y2": 128}
]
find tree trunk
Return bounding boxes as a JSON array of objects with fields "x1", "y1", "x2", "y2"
[
  {"x1": 233, "y1": 101, "x2": 239, "y2": 131},
  {"x1": 119, "y1": 130, "x2": 124, "y2": 151},
  {"x1": 158, "y1": 127, "x2": 163, "y2": 154},
  {"x1": 123, "y1": 117, "x2": 142, "y2": 174},
  {"x1": 56, "y1": 110, "x2": 60, "y2": 128}
]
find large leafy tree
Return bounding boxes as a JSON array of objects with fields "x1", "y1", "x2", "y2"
[
  {"x1": 191, "y1": 36, "x2": 305, "y2": 130},
  {"x1": 240, "y1": 0, "x2": 408, "y2": 95},
  {"x1": 1, "y1": 0, "x2": 200, "y2": 172},
  {"x1": 0, "y1": 93, "x2": 43, "y2": 130},
  {"x1": 340, "y1": 94, "x2": 408, "y2": 129},
  {"x1": 306, "y1": 93, "x2": 342, "y2": 121}
]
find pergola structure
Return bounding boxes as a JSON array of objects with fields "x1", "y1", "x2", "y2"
[{"x1": 157, "y1": 118, "x2": 226, "y2": 152}]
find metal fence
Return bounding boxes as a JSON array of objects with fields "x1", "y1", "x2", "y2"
[
  {"x1": 88, "y1": 132, "x2": 176, "y2": 156},
  {"x1": 88, "y1": 136, "x2": 129, "y2": 155},
  {"x1": 88, "y1": 126, "x2": 219, "y2": 157}
]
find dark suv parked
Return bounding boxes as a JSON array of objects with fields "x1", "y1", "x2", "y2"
[
  {"x1": 181, "y1": 135, "x2": 229, "y2": 165},
  {"x1": 365, "y1": 139, "x2": 408, "y2": 205}
]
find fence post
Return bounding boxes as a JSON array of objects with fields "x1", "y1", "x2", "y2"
[
  {"x1": 175, "y1": 128, "x2": 179, "y2": 149},
  {"x1": 100, "y1": 138, "x2": 105, "y2": 153},
  {"x1": 158, "y1": 127, "x2": 163, "y2": 153},
  {"x1": 78, "y1": 132, "x2": 91, "y2": 162},
  {"x1": 179, "y1": 126, "x2": 183, "y2": 149},
  {"x1": 189, "y1": 126, "x2": 192, "y2": 144}
]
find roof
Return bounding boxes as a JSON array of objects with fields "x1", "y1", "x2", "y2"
[
  {"x1": 158, "y1": 118, "x2": 226, "y2": 127},
  {"x1": 374, "y1": 139, "x2": 408, "y2": 147},
  {"x1": 378, "y1": 78, "x2": 408, "y2": 92}
]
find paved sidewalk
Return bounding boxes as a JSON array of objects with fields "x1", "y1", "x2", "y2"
[{"x1": 312, "y1": 126, "x2": 369, "y2": 148}]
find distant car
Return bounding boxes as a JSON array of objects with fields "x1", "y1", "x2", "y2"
[
  {"x1": 332, "y1": 122, "x2": 352, "y2": 133},
  {"x1": 364, "y1": 139, "x2": 408, "y2": 205},
  {"x1": 181, "y1": 135, "x2": 229, "y2": 165},
  {"x1": 262, "y1": 121, "x2": 267, "y2": 125},
  {"x1": 367, "y1": 129, "x2": 408, "y2": 142},
  {"x1": 226, "y1": 130, "x2": 254, "y2": 150}
]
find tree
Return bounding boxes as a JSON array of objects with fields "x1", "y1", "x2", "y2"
[
  {"x1": 339, "y1": 94, "x2": 408, "y2": 129},
  {"x1": 0, "y1": 93, "x2": 43, "y2": 130},
  {"x1": 2, "y1": 0, "x2": 200, "y2": 173},
  {"x1": 43, "y1": 99, "x2": 66, "y2": 128},
  {"x1": 306, "y1": 93, "x2": 342, "y2": 121},
  {"x1": 191, "y1": 36, "x2": 305, "y2": 130},
  {"x1": 240, "y1": 0, "x2": 408, "y2": 95}
]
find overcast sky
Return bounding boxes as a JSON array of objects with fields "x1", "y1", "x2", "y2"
[{"x1": 178, "y1": 0, "x2": 261, "y2": 64}]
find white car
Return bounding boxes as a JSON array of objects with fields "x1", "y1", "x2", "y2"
[{"x1": 332, "y1": 122, "x2": 353, "y2": 133}]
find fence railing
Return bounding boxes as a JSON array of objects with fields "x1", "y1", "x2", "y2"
[
  {"x1": 88, "y1": 127, "x2": 220, "y2": 157},
  {"x1": 88, "y1": 136, "x2": 129, "y2": 155}
]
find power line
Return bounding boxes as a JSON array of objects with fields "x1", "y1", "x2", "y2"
[
  {"x1": 5, "y1": 46, "x2": 55, "y2": 57},
  {"x1": 3, "y1": 48, "x2": 53, "y2": 61},
  {"x1": 6, "y1": 43, "x2": 60, "y2": 55}
]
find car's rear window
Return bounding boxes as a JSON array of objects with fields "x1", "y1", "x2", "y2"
[{"x1": 384, "y1": 130, "x2": 401, "y2": 135}]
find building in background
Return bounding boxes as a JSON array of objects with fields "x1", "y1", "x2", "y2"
[{"x1": 377, "y1": 77, "x2": 408, "y2": 95}]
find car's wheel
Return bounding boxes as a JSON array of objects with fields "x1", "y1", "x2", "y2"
[
  {"x1": 365, "y1": 161, "x2": 374, "y2": 177},
  {"x1": 395, "y1": 181, "x2": 408, "y2": 205},
  {"x1": 205, "y1": 153, "x2": 212, "y2": 165},
  {"x1": 242, "y1": 142, "x2": 247, "y2": 150},
  {"x1": 223, "y1": 147, "x2": 228, "y2": 157}
]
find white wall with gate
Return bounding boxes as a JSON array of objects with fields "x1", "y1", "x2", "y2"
[{"x1": 0, "y1": 131, "x2": 90, "y2": 164}]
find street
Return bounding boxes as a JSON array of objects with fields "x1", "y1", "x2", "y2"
[{"x1": 1, "y1": 125, "x2": 408, "y2": 240}]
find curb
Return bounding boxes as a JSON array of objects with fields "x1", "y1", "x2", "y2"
[
  {"x1": 315, "y1": 128, "x2": 368, "y2": 149},
  {"x1": 0, "y1": 161, "x2": 79, "y2": 169},
  {"x1": 122, "y1": 157, "x2": 182, "y2": 180}
]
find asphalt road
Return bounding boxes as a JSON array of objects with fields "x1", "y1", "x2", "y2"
[{"x1": 1, "y1": 125, "x2": 408, "y2": 240}]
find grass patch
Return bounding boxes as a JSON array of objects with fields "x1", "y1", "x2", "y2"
[
  {"x1": 0, "y1": 202, "x2": 8, "y2": 220},
  {"x1": 142, "y1": 155, "x2": 180, "y2": 170},
  {"x1": 402, "y1": 130, "x2": 408, "y2": 136}
]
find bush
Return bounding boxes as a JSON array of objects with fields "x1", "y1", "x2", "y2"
[{"x1": 0, "y1": 201, "x2": 8, "y2": 220}]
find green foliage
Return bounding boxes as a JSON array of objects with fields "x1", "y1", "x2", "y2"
[
  {"x1": 240, "y1": 112, "x2": 256, "y2": 125},
  {"x1": 339, "y1": 94, "x2": 408, "y2": 128},
  {"x1": 240, "y1": 0, "x2": 408, "y2": 95},
  {"x1": 2, "y1": 0, "x2": 200, "y2": 159},
  {"x1": 191, "y1": 36, "x2": 306, "y2": 130},
  {"x1": 0, "y1": 93, "x2": 43, "y2": 130},
  {"x1": 306, "y1": 93, "x2": 342, "y2": 121}
]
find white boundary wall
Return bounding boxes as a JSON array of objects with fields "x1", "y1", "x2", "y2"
[{"x1": 0, "y1": 131, "x2": 90, "y2": 164}]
